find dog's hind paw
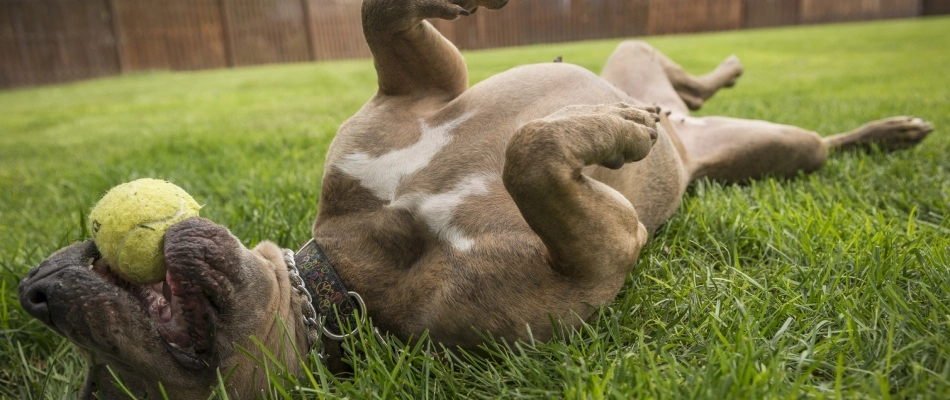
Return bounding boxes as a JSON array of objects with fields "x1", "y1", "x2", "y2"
[
  {"x1": 858, "y1": 116, "x2": 933, "y2": 151},
  {"x1": 827, "y1": 116, "x2": 935, "y2": 152}
]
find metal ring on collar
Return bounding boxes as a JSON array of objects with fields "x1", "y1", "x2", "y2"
[
  {"x1": 320, "y1": 291, "x2": 388, "y2": 345},
  {"x1": 321, "y1": 291, "x2": 367, "y2": 341}
]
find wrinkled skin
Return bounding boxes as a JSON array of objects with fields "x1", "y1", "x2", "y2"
[{"x1": 19, "y1": 0, "x2": 933, "y2": 397}]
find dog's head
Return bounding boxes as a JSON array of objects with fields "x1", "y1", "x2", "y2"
[{"x1": 18, "y1": 217, "x2": 310, "y2": 398}]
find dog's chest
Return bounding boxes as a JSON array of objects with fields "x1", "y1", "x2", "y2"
[
  {"x1": 334, "y1": 112, "x2": 476, "y2": 200},
  {"x1": 326, "y1": 111, "x2": 507, "y2": 252}
]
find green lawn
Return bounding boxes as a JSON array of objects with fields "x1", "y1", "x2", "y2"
[{"x1": 2, "y1": 16, "x2": 949, "y2": 399}]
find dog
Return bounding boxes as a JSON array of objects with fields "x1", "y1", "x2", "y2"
[{"x1": 18, "y1": 0, "x2": 933, "y2": 398}]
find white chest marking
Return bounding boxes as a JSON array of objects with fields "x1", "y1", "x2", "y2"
[
  {"x1": 391, "y1": 173, "x2": 493, "y2": 252},
  {"x1": 337, "y1": 112, "x2": 474, "y2": 201}
]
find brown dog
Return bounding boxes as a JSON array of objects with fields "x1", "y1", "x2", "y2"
[{"x1": 18, "y1": 0, "x2": 933, "y2": 398}]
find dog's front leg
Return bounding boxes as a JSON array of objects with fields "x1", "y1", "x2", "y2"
[
  {"x1": 503, "y1": 103, "x2": 659, "y2": 287},
  {"x1": 361, "y1": 0, "x2": 508, "y2": 99}
]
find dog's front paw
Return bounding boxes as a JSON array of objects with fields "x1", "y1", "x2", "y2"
[
  {"x1": 415, "y1": 0, "x2": 472, "y2": 19},
  {"x1": 538, "y1": 102, "x2": 659, "y2": 170},
  {"x1": 599, "y1": 103, "x2": 660, "y2": 168},
  {"x1": 462, "y1": 0, "x2": 511, "y2": 11},
  {"x1": 419, "y1": 0, "x2": 510, "y2": 19}
]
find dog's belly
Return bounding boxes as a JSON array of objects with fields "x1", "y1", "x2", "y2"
[{"x1": 312, "y1": 63, "x2": 681, "y2": 340}]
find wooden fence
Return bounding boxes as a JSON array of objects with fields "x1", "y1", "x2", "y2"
[{"x1": 1, "y1": 0, "x2": 947, "y2": 89}]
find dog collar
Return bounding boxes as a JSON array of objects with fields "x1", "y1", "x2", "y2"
[{"x1": 283, "y1": 239, "x2": 365, "y2": 349}]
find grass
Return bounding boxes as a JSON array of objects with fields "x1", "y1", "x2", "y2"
[{"x1": 1, "y1": 16, "x2": 949, "y2": 399}]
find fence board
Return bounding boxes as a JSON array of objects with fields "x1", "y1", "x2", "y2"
[
  {"x1": 228, "y1": 0, "x2": 310, "y2": 66},
  {"x1": 1, "y1": 0, "x2": 118, "y2": 87},
  {"x1": 309, "y1": 0, "x2": 367, "y2": 60},
  {"x1": 744, "y1": 0, "x2": 801, "y2": 28},
  {"x1": 923, "y1": 0, "x2": 950, "y2": 15},
  {"x1": 117, "y1": 0, "x2": 226, "y2": 71},
  {"x1": 707, "y1": 0, "x2": 745, "y2": 31},
  {"x1": 648, "y1": 0, "x2": 710, "y2": 35},
  {"x1": 801, "y1": 0, "x2": 894, "y2": 23},
  {"x1": 881, "y1": 0, "x2": 923, "y2": 18},
  {"x1": 800, "y1": 0, "x2": 923, "y2": 22}
]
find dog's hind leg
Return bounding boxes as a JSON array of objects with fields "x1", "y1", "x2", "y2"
[
  {"x1": 601, "y1": 40, "x2": 743, "y2": 111},
  {"x1": 599, "y1": 42, "x2": 933, "y2": 183},
  {"x1": 503, "y1": 103, "x2": 659, "y2": 286},
  {"x1": 677, "y1": 115, "x2": 933, "y2": 184},
  {"x1": 362, "y1": 0, "x2": 509, "y2": 99},
  {"x1": 677, "y1": 117, "x2": 828, "y2": 183}
]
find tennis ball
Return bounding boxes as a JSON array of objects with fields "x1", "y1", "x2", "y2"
[{"x1": 89, "y1": 178, "x2": 201, "y2": 284}]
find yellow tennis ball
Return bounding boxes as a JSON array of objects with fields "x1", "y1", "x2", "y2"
[{"x1": 89, "y1": 178, "x2": 201, "y2": 284}]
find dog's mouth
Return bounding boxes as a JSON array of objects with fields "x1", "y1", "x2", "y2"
[{"x1": 90, "y1": 256, "x2": 216, "y2": 370}]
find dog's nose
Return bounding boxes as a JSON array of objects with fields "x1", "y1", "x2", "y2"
[
  {"x1": 19, "y1": 282, "x2": 52, "y2": 325},
  {"x1": 19, "y1": 240, "x2": 100, "y2": 327}
]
